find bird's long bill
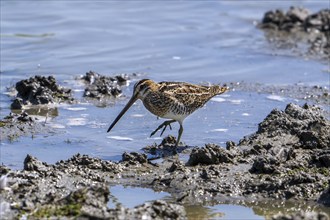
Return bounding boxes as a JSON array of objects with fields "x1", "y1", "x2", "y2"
[{"x1": 107, "y1": 94, "x2": 138, "y2": 133}]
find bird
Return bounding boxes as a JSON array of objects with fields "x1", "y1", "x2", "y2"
[{"x1": 107, "y1": 79, "x2": 228, "y2": 147}]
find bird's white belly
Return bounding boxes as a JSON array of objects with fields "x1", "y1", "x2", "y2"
[{"x1": 161, "y1": 111, "x2": 188, "y2": 122}]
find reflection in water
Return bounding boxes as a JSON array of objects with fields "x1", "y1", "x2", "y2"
[
  {"x1": 0, "y1": 33, "x2": 55, "y2": 38},
  {"x1": 245, "y1": 200, "x2": 330, "y2": 219},
  {"x1": 11, "y1": 107, "x2": 59, "y2": 117},
  {"x1": 108, "y1": 185, "x2": 171, "y2": 209},
  {"x1": 185, "y1": 205, "x2": 224, "y2": 220},
  {"x1": 106, "y1": 185, "x2": 330, "y2": 220},
  {"x1": 186, "y1": 200, "x2": 330, "y2": 219}
]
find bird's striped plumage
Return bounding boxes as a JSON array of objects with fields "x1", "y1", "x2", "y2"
[
  {"x1": 142, "y1": 81, "x2": 226, "y2": 120},
  {"x1": 107, "y1": 79, "x2": 228, "y2": 147}
]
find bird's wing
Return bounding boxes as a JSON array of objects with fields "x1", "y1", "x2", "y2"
[
  {"x1": 158, "y1": 81, "x2": 191, "y2": 92},
  {"x1": 158, "y1": 82, "x2": 217, "y2": 112}
]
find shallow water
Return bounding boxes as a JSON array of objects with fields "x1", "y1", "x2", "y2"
[
  {"x1": 108, "y1": 185, "x2": 171, "y2": 209},
  {"x1": 108, "y1": 185, "x2": 265, "y2": 219},
  {"x1": 1, "y1": 1, "x2": 329, "y2": 219},
  {"x1": 186, "y1": 204, "x2": 264, "y2": 220}
]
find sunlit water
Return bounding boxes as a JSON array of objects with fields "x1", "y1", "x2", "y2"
[{"x1": 1, "y1": 1, "x2": 329, "y2": 219}]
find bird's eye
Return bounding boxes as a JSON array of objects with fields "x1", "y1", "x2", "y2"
[{"x1": 140, "y1": 84, "x2": 147, "y2": 90}]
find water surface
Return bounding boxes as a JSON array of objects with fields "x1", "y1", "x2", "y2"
[{"x1": 1, "y1": 1, "x2": 329, "y2": 219}]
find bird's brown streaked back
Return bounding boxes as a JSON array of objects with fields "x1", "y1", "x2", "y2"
[{"x1": 107, "y1": 79, "x2": 228, "y2": 147}]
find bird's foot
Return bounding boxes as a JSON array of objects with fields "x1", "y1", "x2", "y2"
[{"x1": 150, "y1": 120, "x2": 175, "y2": 137}]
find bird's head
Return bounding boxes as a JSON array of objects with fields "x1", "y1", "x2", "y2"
[
  {"x1": 133, "y1": 79, "x2": 154, "y2": 99},
  {"x1": 107, "y1": 79, "x2": 155, "y2": 133}
]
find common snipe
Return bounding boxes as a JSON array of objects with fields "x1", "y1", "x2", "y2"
[{"x1": 107, "y1": 79, "x2": 228, "y2": 147}]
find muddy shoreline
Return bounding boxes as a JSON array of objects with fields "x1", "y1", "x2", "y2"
[
  {"x1": 1, "y1": 102, "x2": 329, "y2": 219},
  {"x1": 258, "y1": 7, "x2": 330, "y2": 60},
  {"x1": 1, "y1": 72, "x2": 329, "y2": 219}
]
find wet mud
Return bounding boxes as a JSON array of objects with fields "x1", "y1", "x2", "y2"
[
  {"x1": 0, "y1": 112, "x2": 53, "y2": 141},
  {"x1": 258, "y1": 7, "x2": 330, "y2": 60},
  {"x1": 79, "y1": 71, "x2": 130, "y2": 99},
  {"x1": 272, "y1": 211, "x2": 329, "y2": 220},
  {"x1": 1, "y1": 103, "x2": 329, "y2": 219},
  {"x1": 10, "y1": 75, "x2": 73, "y2": 110},
  {"x1": 143, "y1": 135, "x2": 190, "y2": 158},
  {"x1": 2, "y1": 73, "x2": 133, "y2": 140},
  {"x1": 9, "y1": 72, "x2": 133, "y2": 110}
]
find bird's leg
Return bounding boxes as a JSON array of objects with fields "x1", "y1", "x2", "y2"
[
  {"x1": 160, "y1": 123, "x2": 172, "y2": 136},
  {"x1": 175, "y1": 123, "x2": 184, "y2": 147},
  {"x1": 150, "y1": 120, "x2": 176, "y2": 137}
]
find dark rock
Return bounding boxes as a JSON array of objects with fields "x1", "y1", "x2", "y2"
[
  {"x1": 10, "y1": 98, "x2": 24, "y2": 109},
  {"x1": 200, "y1": 165, "x2": 221, "y2": 180},
  {"x1": 319, "y1": 154, "x2": 330, "y2": 168},
  {"x1": 12, "y1": 75, "x2": 73, "y2": 109},
  {"x1": 287, "y1": 7, "x2": 310, "y2": 23},
  {"x1": 80, "y1": 71, "x2": 129, "y2": 99},
  {"x1": 249, "y1": 156, "x2": 278, "y2": 174},
  {"x1": 168, "y1": 160, "x2": 185, "y2": 173},
  {"x1": 259, "y1": 7, "x2": 330, "y2": 60},
  {"x1": 161, "y1": 135, "x2": 177, "y2": 146},
  {"x1": 23, "y1": 154, "x2": 49, "y2": 172},
  {"x1": 0, "y1": 166, "x2": 10, "y2": 175},
  {"x1": 261, "y1": 7, "x2": 309, "y2": 31},
  {"x1": 262, "y1": 9, "x2": 286, "y2": 29},
  {"x1": 318, "y1": 182, "x2": 330, "y2": 207},
  {"x1": 225, "y1": 141, "x2": 242, "y2": 159},
  {"x1": 260, "y1": 7, "x2": 329, "y2": 33},
  {"x1": 226, "y1": 141, "x2": 236, "y2": 150},
  {"x1": 305, "y1": 9, "x2": 330, "y2": 32},
  {"x1": 187, "y1": 144, "x2": 233, "y2": 166},
  {"x1": 122, "y1": 152, "x2": 148, "y2": 164},
  {"x1": 115, "y1": 75, "x2": 128, "y2": 84},
  {"x1": 17, "y1": 112, "x2": 33, "y2": 122},
  {"x1": 142, "y1": 136, "x2": 187, "y2": 158}
]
